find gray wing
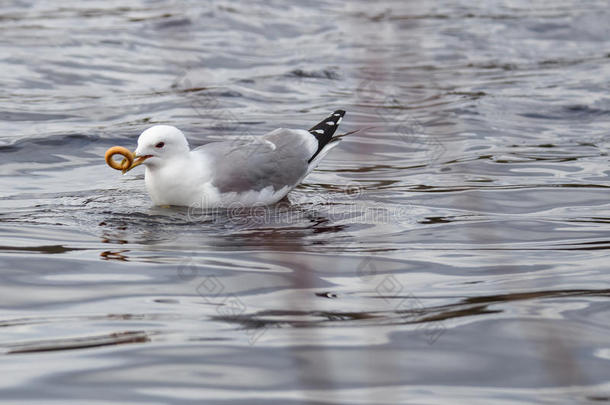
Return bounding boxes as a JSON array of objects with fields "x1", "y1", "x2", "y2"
[{"x1": 195, "y1": 128, "x2": 317, "y2": 193}]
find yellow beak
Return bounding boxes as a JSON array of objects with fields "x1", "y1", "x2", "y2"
[{"x1": 121, "y1": 155, "x2": 150, "y2": 174}]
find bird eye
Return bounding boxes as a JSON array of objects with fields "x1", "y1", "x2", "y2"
[{"x1": 155, "y1": 142, "x2": 165, "y2": 148}]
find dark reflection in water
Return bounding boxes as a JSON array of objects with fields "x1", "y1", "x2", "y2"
[{"x1": 1, "y1": 0, "x2": 610, "y2": 403}]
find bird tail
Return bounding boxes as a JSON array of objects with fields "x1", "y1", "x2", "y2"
[{"x1": 308, "y1": 110, "x2": 345, "y2": 163}]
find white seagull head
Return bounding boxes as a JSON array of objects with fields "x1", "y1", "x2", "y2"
[{"x1": 134, "y1": 125, "x2": 190, "y2": 168}]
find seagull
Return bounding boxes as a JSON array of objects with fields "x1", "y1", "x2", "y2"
[{"x1": 124, "y1": 110, "x2": 347, "y2": 208}]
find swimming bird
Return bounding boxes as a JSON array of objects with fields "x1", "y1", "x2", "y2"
[{"x1": 124, "y1": 110, "x2": 347, "y2": 208}]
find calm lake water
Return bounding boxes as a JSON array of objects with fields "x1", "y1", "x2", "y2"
[{"x1": 1, "y1": 0, "x2": 610, "y2": 403}]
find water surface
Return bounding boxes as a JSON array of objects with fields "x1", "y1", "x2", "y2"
[{"x1": 1, "y1": 0, "x2": 610, "y2": 403}]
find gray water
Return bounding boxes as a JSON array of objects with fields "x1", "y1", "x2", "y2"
[{"x1": 1, "y1": 1, "x2": 610, "y2": 403}]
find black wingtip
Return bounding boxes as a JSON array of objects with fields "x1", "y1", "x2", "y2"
[{"x1": 308, "y1": 110, "x2": 346, "y2": 163}]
